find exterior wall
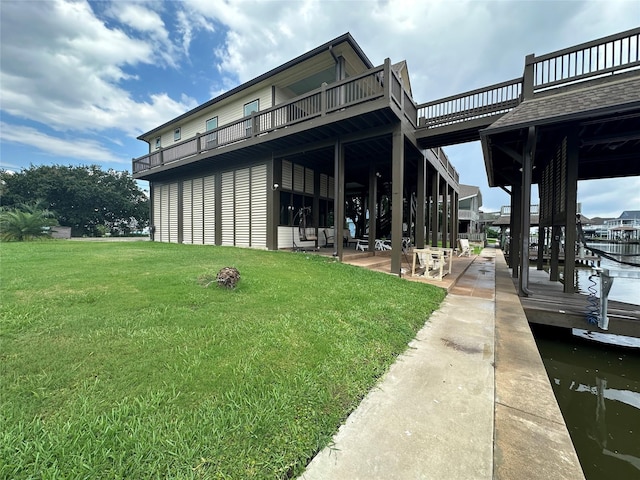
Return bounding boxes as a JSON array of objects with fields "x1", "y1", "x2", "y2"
[
  {"x1": 149, "y1": 86, "x2": 274, "y2": 152},
  {"x1": 181, "y1": 175, "x2": 216, "y2": 245},
  {"x1": 152, "y1": 182, "x2": 179, "y2": 242},
  {"x1": 152, "y1": 164, "x2": 267, "y2": 249}
]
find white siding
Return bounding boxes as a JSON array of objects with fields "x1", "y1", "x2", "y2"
[
  {"x1": 169, "y1": 183, "x2": 179, "y2": 243},
  {"x1": 251, "y1": 164, "x2": 267, "y2": 248},
  {"x1": 146, "y1": 85, "x2": 273, "y2": 149},
  {"x1": 160, "y1": 184, "x2": 169, "y2": 242},
  {"x1": 182, "y1": 180, "x2": 193, "y2": 244},
  {"x1": 193, "y1": 177, "x2": 204, "y2": 244},
  {"x1": 203, "y1": 175, "x2": 215, "y2": 245},
  {"x1": 153, "y1": 186, "x2": 162, "y2": 239},
  {"x1": 221, "y1": 171, "x2": 235, "y2": 246},
  {"x1": 235, "y1": 168, "x2": 251, "y2": 247}
]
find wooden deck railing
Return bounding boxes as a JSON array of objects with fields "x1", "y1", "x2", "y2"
[
  {"x1": 417, "y1": 27, "x2": 640, "y2": 131},
  {"x1": 416, "y1": 78, "x2": 522, "y2": 130},
  {"x1": 133, "y1": 63, "x2": 394, "y2": 174},
  {"x1": 525, "y1": 27, "x2": 640, "y2": 96}
]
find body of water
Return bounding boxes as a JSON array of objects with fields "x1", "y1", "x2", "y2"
[{"x1": 535, "y1": 242, "x2": 640, "y2": 480}]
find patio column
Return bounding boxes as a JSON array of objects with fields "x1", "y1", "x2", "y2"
[
  {"x1": 369, "y1": 164, "x2": 378, "y2": 248},
  {"x1": 431, "y1": 171, "x2": 440, "y2": 247},
  {"x1": 391, "y1": 125, "x2": 405, "y2": 274},
  {"x1": 452, "y1": 189, "x2": 459, "y2": 247},
  {"x1": 441, "y1": 178, "x2": 449, "y2": 248},
  {"x1": 334, "y1": 139, "x2": 345, "y2": 260},
  {"x1": 415, "y1": 156, "x2": 426, "y2": 248},
  {"x1": 536, "y1": 226, "x2": 546, "y2": 270},
  {"x1": 564, "y1": 129, "x2": 579, "y2": 293},
  {"x1": 510, "y1": 181, "x2": 522, "y2": 278},
  {"x1": 518, "y1": 126, "x2": 535, "y2": 296}
]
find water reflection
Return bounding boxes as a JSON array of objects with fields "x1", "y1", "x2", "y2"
[{"x1": 535, "y1": 326, "x2": 640, "y2": 480}]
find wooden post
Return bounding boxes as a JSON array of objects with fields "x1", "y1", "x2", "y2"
[
  {"x1": 431, "y1": 171, "x2": 440, "y2": 247},
  {"x1": 334, "y1": 140, "x2": 345, "y2": 260},
  {"x1": 266, "y1": 157, "x2": 279, "y2": 250},
  {"x1": 564, "y1": 131, "x2": 579, "y2": 293},
  {"x1": 550, "y1": 225, "x2": 561, "y2": 281},
  {"x1": 523, "y1": 53, "x2": 535, "y2": 100},
  {"x1": 537, "y1": 227, "x2": 545, "y2": 270},
  {"x1": 519, "y1": 126, "x2": 535, "y2": 296},
  {"x1": 453, "y1": 189, "x2": 459, "y2": 247},
  {"x1": 511, "y1": 182, "x2": 522, "y2": 278},
  {"x1": 369, "y1": 164, "x2": 378, "y2": 249},
  {"x1": 442, "y1": 178, "x2": 449, "y2": 248},
  {"x1": 391, "y1": 125, "x2": 405, "y2": 274},
  {"x1": 416, "y1": 156, "x2": 426, "y2": 248}
]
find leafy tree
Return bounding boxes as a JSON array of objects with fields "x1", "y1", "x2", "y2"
[{"x1": 0, "y1": 165, "x2": 149, "y2": 237}]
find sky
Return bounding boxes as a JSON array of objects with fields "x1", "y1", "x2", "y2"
[{"x1": 1, "y1": 0, "x2": 638, "y2": 218}]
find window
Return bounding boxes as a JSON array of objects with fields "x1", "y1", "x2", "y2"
[
  {"x1": 206, "y1": 117, "x2": 218, "y2": 131},
  {"x1": 174, "y1": 127, "x2": 181, "y2": 142},
  {"x1": 205, "y1": 117, "x2": 218, "y2": 148},
  {"x1": 244, "y1": 99, "x2": 259, "y2": 136},
  {"x1": 155, "y1": 137, "x2": 161, "y2": 149}
]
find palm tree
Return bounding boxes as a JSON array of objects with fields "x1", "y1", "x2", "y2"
[{"x1": 0, "y1": 209, "x2": 54, "y2": 241}]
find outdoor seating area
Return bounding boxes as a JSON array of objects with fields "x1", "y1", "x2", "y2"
[
  {"x1": 354, "y1": 236, "x2": 392, "y2": 251},
  {"x1": 411, "y1": 247, "x2": 454, "y2": 281}
]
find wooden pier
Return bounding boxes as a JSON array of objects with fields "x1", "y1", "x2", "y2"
[{"x1": 517, "y1": 268, "x2": 640, "y2": 338}]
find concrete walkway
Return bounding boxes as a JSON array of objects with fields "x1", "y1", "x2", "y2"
[
  {"x1": 301, "y1": 249, "x2": 584, "y2": 479},
  {"x1": 301, "y1": 251, "x2": 497, "y2": 479}
]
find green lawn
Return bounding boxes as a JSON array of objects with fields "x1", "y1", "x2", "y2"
[{"x1": 1, "y1": 241, "x2": 445, "y2": 479}]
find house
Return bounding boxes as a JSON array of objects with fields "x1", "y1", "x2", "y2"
[
  {"x1": 605, "y1": 211, "x2": 640, "y2": 241},
  {"x1": 457, "y1": 184, "x2": 482, "y2": 237},
  {"x1": 132, "y1": 33, "x2": 460, "y2": 274}
]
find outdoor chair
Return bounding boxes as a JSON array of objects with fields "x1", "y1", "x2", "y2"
[
  {"x1": 458, "y1": 238, "x2": 471, "y2": 257},
  {"x1": 323, "y1": 228, "x2": 335, "y2": 248},
  {"x1": 343, "y1": 228, "x2": 357, "y2": 247}
]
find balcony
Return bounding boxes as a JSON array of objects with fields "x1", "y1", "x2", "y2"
[{"x1": 133, "y1": 60, "x2": 417, "y2": 176}]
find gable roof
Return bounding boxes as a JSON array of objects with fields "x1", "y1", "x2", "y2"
[
  {"x1": 620, "y1": 210, "x2": 640, "y2": 219},
  {"x1": 458, "y1": 184, "x2": 482, "y2": 206},
  {"x1": 138, "y1": 33, "x2": 373, "y2": 141}
]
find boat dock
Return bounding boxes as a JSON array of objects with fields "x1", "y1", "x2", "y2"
[{"x1": 519, "y1": 268, "x2": 640, "y2": 338}]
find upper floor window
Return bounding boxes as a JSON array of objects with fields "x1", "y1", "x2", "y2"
[
  {"x1": 244, "y1": 100, "x2": 259, "y2": 136},
  {"x1": 174, "y1": 127, "x2": 181, "y2": 142},
  {"x1": 206, "y1": 117, "x2": 218, "y2": 131},
  {"x1": 155, "y1": 137, "x2": 161, "y2": 149},
  {"x1": 205, "y1": 117, "x2": 218, "y2": 148}
]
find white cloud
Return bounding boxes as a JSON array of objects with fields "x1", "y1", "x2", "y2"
[
  {"x1": 578, "y1": 178, "x2": 640, "y2": 219},
  {"x1": 0, "y1": 122, "x2": 128, "y2": 165},
  {"x1": 0, "y1": 0, "x2": 196, "y2": 137}
]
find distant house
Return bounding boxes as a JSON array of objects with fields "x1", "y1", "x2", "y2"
[
  {"x1": 457, "y1": 184, "x2": 482, "y2": 236},
  {"x1": 131, "y1": 33, "x2": 460, "y2": 272},
  {"x1": 605, "y1": 210, "x2": 640, "y2": 240}
]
